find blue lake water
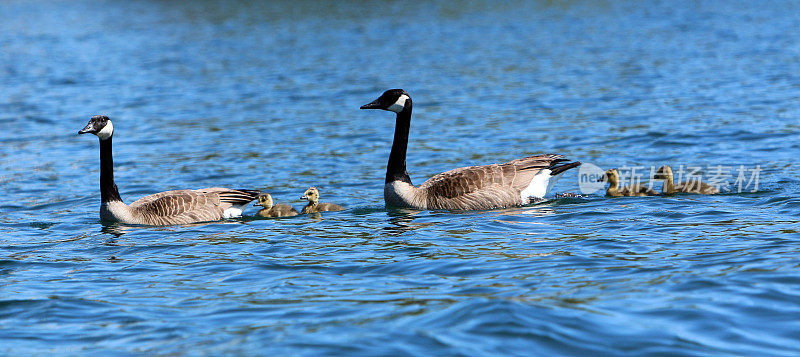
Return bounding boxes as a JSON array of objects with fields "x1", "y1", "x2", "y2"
[{"x1": 2, "y1": 0, "x2": 800, "y2": 355}]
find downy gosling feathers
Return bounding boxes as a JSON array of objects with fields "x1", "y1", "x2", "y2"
[
  {"x1": 254, "y1": 193, "x2": 299, "y2": 217},
  {"x1": 654, "y1": 165, "x2": 720, "y2": 195},
  {"x1": 600, "y1": 168, "x2": 658, "y2": 197},
  {"x1": 300, "y1": 187, "x2": 344, "y2": 214}
]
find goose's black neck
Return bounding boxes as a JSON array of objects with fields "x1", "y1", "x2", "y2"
[
  {"x1": 99, "y1": 137, "x2": 123, "y2": 203},
  {"x1": 386, "y1": 106, "x2": 412, "y2": 184}
]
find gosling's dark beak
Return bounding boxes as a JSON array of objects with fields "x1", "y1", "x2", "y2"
[
  {"x1": 597, "y1": 175, "x2": 606, "y2": 182},
  {"x1": 253, "y1": 202, "x2": 262, "y2": 207},
  {"x1": 300, "y1": 195, "x2": 307, "y2": 200},
  {"x1": 78, "y1": 122, "x2": 96, "y2": 135},
  {"x1": 360, "y1": 98, "x2": 382, "y2": 110}
]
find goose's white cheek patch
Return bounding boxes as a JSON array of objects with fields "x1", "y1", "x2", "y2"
[
  {"x1": 96, "y1": 121, "x2": 114, "y2": 140},
  {"x1": 387, "y1": 95, "x2": 409, "y2": 113}
]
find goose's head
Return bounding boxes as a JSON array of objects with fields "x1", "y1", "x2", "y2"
[
  {"x1": 301, "y1": 187, "x2": 320, "y2": 203},
  {"x1": 254, "y1": 193, "x2": 274, "y2": 209},
  {"x1": 360, "y1": 89, "x2": 411, "y2": 113},
  {"x1": 78, "y1": 115, "x2": 114, "y2": 140},
  {"x1": 598, "y1": 169, "x2": 620, "y2": 186},
  {"x1": 653, "y1": 165, "x2": 673, "y2": 180}
]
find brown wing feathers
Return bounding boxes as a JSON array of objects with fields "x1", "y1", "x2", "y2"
[
  {"x1": 141, "y1": 193, "x2": 206, "y2": 222},
  {"x1": 126, "y1": 188, "x2": 260, "y2": 225},
  {"x1": 420, "y1": 154, "x2": 578, "y2": 208}
]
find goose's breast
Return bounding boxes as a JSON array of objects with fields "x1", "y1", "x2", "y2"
[
  {"x1": 100, "y1": 201, "x2": 138, "y2": 224},
  {"x1": 384, "y1": 181, "x2": 424, "y2": 208}
]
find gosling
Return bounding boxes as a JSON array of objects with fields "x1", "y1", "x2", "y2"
[
  {"x1": 653, "y1": 165, "x2": 719, "y2": 195},
  {"x1": 254, "y1": 193, "x2": 299, "y2": 217},
  {"x1": 600, "y1": 169, "x2": 658, "y2": 197},
  {"x1": 300, "y1": 187, "x2": 345, "y2": 214}
]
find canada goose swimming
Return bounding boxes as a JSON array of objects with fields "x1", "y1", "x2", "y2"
[
  {"x1": 360, "y1": 89, "x2": 581, "y2": 210},
  {"x1": 78, "y1": 115, "x2": 260, "y2": 226},
  {"x1": 653, "y1": 165, "x2": 719, "y2": 194},
  {"x1": 599, "y1": 169, "x2": 658, "y2": 197},
  {"x1": 300, "y1": 187, "x2": 344, "y2": 214},
  {"x1": 254, "y1": 193, "x2": 299, "y2": 217}
]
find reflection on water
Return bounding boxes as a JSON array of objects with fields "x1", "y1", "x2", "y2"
[
  {"x1": 384, "y1": 209, "x2": 429, "y2": 236},
  {"x1": 383, "y1": 204, "x2": 559, "y2": 236}
]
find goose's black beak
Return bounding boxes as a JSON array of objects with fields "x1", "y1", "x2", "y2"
[
  {"x1": 78, "y1": 123, "x2": 96, "y2": 135},
  {"x1": 300, "y1": 195, "x2": 307, "y2": 200},
  {"x1": 596, "y1": 176, "x2": 606, "y2": 182},
  {"x1": 360, "y1": 99, "x2": 382, "y2": 110},
  {"x1": 253, "y1": 202, "x2": 262, "y2": 207}
]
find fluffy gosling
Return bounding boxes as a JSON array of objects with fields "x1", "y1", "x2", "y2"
[
  {"x1": 254, "y1": 193, "x2": 299, "y2": 217},
  {"x1": 653, "y1": 165, "x2": 719, "y2": 195},
  {"x1": 300, "y1": 187, "x2": 344, "y2": 214},
  {"x1": 600, "y1": 169, "x2": 658, "y2": 197}
]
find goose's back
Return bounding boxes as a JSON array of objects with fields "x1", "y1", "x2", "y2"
[
  {"x1": 128, "y1": 187, "x2": 255, "y2": 225},
  {"x1": 418, "y1": 154, "x2": 566, "y2": 209}
]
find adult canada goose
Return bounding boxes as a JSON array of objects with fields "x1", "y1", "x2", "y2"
[
  {"x1": 599, "y1": 169, "x2": 658, "y2": 197},
  {"x1": 78, "y1": 115, "x2": 260, "y2": 226},
  {"x1": 300, "y1": 187, "x2": 344, "y2": 214},
  {"x1": 254, "y1": 193, "x2": 299, "y2": 217},
  {"x1": 360, "y1": 89, "x2": 581, "y2": 210},
  {"x1": 653, "y1": 165, "x2": 719, "y2": 194}
]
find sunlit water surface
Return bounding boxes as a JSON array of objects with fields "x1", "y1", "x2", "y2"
[{"x1": 2, "y1": 1, "x2": 800, "y2": 355}]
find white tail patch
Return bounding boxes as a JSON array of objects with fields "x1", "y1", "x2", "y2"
[
  {"x1": 546, "y1": 172, "x2": 565, "y2": 195},
  {"x1": 520, "y1": 169, "x2": 563, "y2": 202},
  {"x1": 223, "y1": 203, "x2": 247, "y2": 218},
  {"x1": 388, "y1": 94, "x2": 409, "y2": 113}
]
